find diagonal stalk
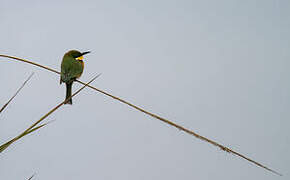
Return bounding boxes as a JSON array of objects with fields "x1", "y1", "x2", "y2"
[
  {"x1": 0, "y1": 75, "x2": 100, "y2": 153},
  {"x1": 0, "y1": 54, "x2": 282, "y2": 176},
  {"x1": 0, "y1": 72, "x2": 34, "y2": 114},
  {"x1": 27, "y1": 173, "x2": 36, "y2": 180}
]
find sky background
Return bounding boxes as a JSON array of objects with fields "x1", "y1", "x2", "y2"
[{"x1": 0, "y1": 0, "x2": 289, "y2": 179}]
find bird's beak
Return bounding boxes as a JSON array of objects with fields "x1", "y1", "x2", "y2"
[{"x1": 81, "y1": 51, "x2": 91, "y2": 56}]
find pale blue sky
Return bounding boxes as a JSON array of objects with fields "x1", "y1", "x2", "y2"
[{"x1": 0, "y1": 0, "x2": 289, "y2": 179}]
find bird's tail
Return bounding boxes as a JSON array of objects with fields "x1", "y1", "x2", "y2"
[{"x1": 65, "y1": 83, "x2": 73, "y2": 105}]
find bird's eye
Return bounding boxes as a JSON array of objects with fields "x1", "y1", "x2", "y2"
[{"x1": 76, "y1": 56, "x2": 84, "y2": 60}]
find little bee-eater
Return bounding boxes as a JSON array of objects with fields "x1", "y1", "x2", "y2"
[{"x1": 60, "y1": 50, "x2": 90, "y2": 104}]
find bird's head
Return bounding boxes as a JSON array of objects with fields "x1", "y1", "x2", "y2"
[{"x1": 65, "y1": 50, "x2": 90, "y2": 61}]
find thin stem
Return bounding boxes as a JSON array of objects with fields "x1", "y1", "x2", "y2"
[
  {"x1": 0, "y1": 74, "x2": 100, "y2": 153},
  {"x1": 0, "y1": 72, "x2": 34, "y2": 114},
  {"x1": 27, "y1": 173, "x2": 36, "y2": 180},
  {"x1": 0, "y1": 54, "x2": 282, "y2": 176}
]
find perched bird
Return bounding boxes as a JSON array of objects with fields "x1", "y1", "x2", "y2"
[{"x1": 60, "y1": 50, "x2": 90, "y2": 104}]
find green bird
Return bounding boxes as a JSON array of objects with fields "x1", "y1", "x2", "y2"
[{"x1": 60, "y1": 50, "x2": 90, "y2": 104}]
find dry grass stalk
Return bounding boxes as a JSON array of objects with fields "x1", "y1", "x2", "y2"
[
  {"x1": 27, "y1": 173, "x2": 35, "y2": 180},
  {"x1": 0, "y1": 74, "x2": 100, "y2": 153},
  {"x1": 0, "y1": 54, "x2": 282, "y2": 176},
  {"x1": 0, "y1": 72, "x2": 34, "y2": 114}
]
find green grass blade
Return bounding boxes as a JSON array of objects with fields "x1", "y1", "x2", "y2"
[{"x1": 0, "y1": 122, "x2": 50, "y2": 153}]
